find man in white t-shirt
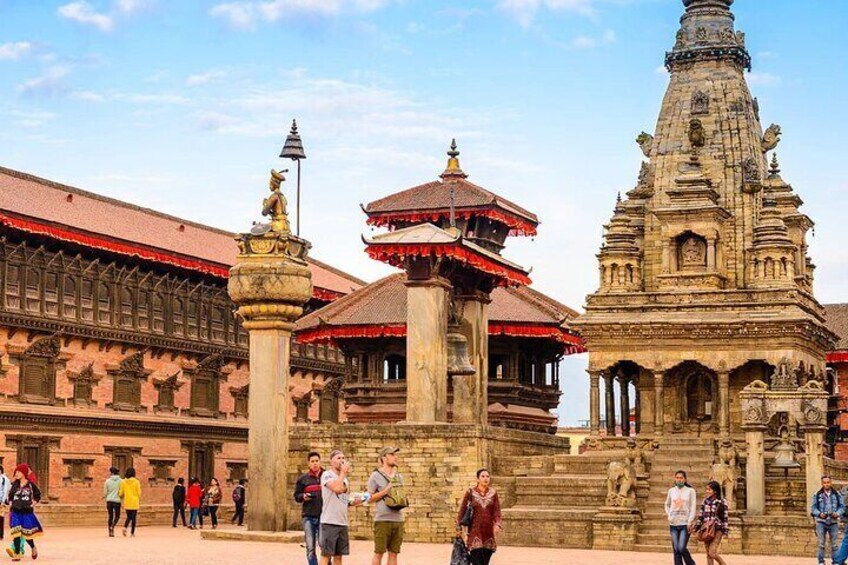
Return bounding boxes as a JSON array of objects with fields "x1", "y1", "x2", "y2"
[{"x1": 320, "y1": 450, "x2": 365, "y2": 565}]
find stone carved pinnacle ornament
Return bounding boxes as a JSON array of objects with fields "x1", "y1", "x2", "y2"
[
  {"x1": 23, "y1": 335, "x2": 61, "y2": 359},
  {"x1": 120, "y1": 351, "x2": 146, "y2": 375}
]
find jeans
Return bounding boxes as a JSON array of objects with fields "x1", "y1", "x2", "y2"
[
  {"x1": 818, "y1": 521, "x2": 840, "y2": 562},
  {"x1": 124, "y1": 509, "x2": 138, "y2": 535},
  {"x1": 834, "y1": 525, "x2": 848, "y2": 564},
  {"x1": 231, "y1": 502, "x2": 244, "y2": 526},
  {"x1": 107, "y1": 501, "x2": 122, "y2": 530},
  {"x1": 669, "y1": 525, "x2": 696, "y2": 565},
  {"x1": 190, "y1": 508, "x2": 201, "y2": 528},
  {"x1": 173, "y1": 504, "x2": 186, "y2": 527},
  {"x1": 303, "y1": 516, "x2": 320, "y2": 565},
  {"x1": 208, "y1": 506, "x2": 218, "y2": 528}
]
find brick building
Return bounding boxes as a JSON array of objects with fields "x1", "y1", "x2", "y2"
[
  {"x1": 0, "y1": 166, "x2": 364, "y2": 509},
  {"x1": 826, "y1": 303, "x2": 848, "y2": 458}
]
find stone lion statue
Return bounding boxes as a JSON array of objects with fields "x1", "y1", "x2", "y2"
[
  {"x1": 606, "y1": 441, "x2": 638, "y2": 507},
  {"x1": 710, "y1": 437, "x2": 738, "y2": 510}
]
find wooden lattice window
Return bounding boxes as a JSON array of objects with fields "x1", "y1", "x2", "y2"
[
  {"x1": 152, "y1": 292, "x2": 165, "y2": 334},
  {"x1": 105, "y1": 446, "x2": 141, "y2": 477},
  {"x1": 44, "y1": 271, "x2": 59, "y2": 315},
  {"x1": 15, "y1": 336, "x2": 61, "y2": 405},
  {"x1": 183, "y1": 441, "x2": 219, "y2": 486},
  {"x1": 80, "y1": 278, "x2": 94, "y2": 321},
  {"x1": 97, "y1": 281, "x2": 112, "y2": 324},
  {"x1": 109, "y1": 352, "x2": 149, "y2": 412},
  {"x1": 153, "y1": 373, "x2": 183, "y2": 414},
  {"x1": 188, "y1": 355, "x2": 226, "y2": 418},
  {"x1": 230, "y1": 385, "x2": 249, "y2": 418},
  {"x1": 25, "y1": 267, "x2": 40, "y2": 312},
  {"x1": 226, "y1": 462, "x2": 247, "y2": 485},
  {"x1": 7, "y1": 435, "x2": 59, "y2": 499},
  {"x1": 137, "y1": 288, "x2": 149, "y2": 330},
  {"x1": 187, "y1": 300, "x2": 199, "y2": 338},
  {"x1": 5, "y1": 263, "x2": 21, "y2": 309},
  {"x1": 120, "y1": 287, "x2": 133, "y2": 328},
  {"x1": 62, "y1": 458, "x2": 94, "y2": 485},
  {"x1": 199, "y1": 303, "x2": 209, "y2": 340},
  {"x1": 319, "y1": 378, "x2": 343, "y2": 423},
  {"x1": 211, "y1": 306, "x2": 225, "y2": 343},
  {"x1": 62, "y1": 276, "x2": 77, "y2": 319},
  {"x1": 173, "y1": 297, "x2": 185, "y2": 336},
  {"x1": 148, "y1": 459, "x2": 176, "y2": 486},
  {"x1": 69, "y1": 363, "x2": 99, "y2": 407}
]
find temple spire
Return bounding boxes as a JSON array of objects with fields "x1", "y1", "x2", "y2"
[{"x1": 441, "y1": 138, "x2": 468, "y2": 179}]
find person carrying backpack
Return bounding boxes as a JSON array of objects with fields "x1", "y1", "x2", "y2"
[
  {"x1": 230, "y1": 479, "x2": 246, "y2": 527},
  {"x1": 367, "y1": 446, "x2": 408, "y2": 565}
]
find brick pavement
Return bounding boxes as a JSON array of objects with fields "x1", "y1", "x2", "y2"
[{"x1": 12, "y1": 526, "x2": 813, "y2": 565}]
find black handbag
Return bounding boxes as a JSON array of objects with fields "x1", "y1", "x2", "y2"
[
  {"x1": 460, "y1": 489, "x2": 474, "y2": 528},
  {"x1": 450, "y1": 536, "x2": 470, "y2": 565}
]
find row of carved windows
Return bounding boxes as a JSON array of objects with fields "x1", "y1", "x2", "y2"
[{"x1": 0, "y1": 241, "x2": 247, "y2": 347}]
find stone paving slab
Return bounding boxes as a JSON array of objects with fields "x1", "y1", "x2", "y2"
[{"x1": 24, "y1": 526, "x2": 810, "y2": 564}]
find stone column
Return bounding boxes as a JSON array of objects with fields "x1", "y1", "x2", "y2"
[
  {"x1": 744, "y1": 427, "x2": 766, "y2": 515},
  {"x1": 718, "y1": 371, "x2": 730, "y2": 436},
  {"x1": 589, "y1": 370, "x2": 601, "y2": 436},
  {"x1": 453, "y1": 293, "x2": 490, "y2": 425},
  {"x1": 707, "y1": 238, "x2": 717, "y2": 271},
  {"x1": 805, "y1": 427, "x2": 826, "y2": 504},
  {"x1": 654, "y1": 371, "x2": 665, "y2": 436},
  {"x1": 634, "y1": 385, "x2": 641, "y2": 434},
  {"x1": 669, "y1": 238, "x2": 678, "y2": 272},
  {"x1": 228, "y1": 221, "x2": 313, "y2": 532},
  {"x1": 604, "y1": 372, "x2": 616, "y2": 435},
  {"x1": 405, "y1": 277, "x2": 450, "y2": 423},
  {"x1": 619, "y1": 375, "x2": 631, "y2": 437}
]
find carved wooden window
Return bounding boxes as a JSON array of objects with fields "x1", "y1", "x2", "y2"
[
  {"x1": 5, "y1": 263, "x2": 21, "y2": 309},
  {"x1": 97, "y1": 282, "x2": 112, "y2": 324},
  {"x1": 16, "y1": 337, "x2": 61, "y2": 405},
  {"x1": 226, "y1": 462, "x2": 247, "y2": 485},
  {"x1": 137, "y1": 288, "x2": 149, "y2": 330},
  {"x1": 44, "y1": 271, "x2": 59, "y2": 315},
  {"x1": 148, "y1": 459, "x2": 176, "y2": 486},
  {"x1": 230, "y1": 385, "x2": 248, "y2": 418},
  {"x1": 62, "y1": 458, "x2": 94, "y2": 485},
  {"x1": 153, "y1": 374, "x2": 182, "y2": 414},
  {"x1": 120, "y1": 287, "x2": 133, "y2": 328},
  {"x1": 9, "y1": 436, "x2": 58, "y2": 499},
  {"x1": 109, "y1": 352, "x2": 148, "y2": 412},
  {"x1": 187, "y1": 300, "x2": 199, "y2": 338},
  {"x1": 183, "y1": 442, "x2": 218, "y2": 486},
  {"x1": 69, "y1": 364, "x2": 98, "y2": 407},
  {"x1": 62, "y1": 276, "x2": 77, "y2": 319},
  {"x1": 199, "y1": 302, "x2": 209, "y2": 340},
  {"x1": 319, "y1": 378, "x2": 343, "y2": 424},
  {"x1": 105, "y1": 446, "x2": 141, "y2": 477},
  {"x1": 383, "y1": 354, "x2": 406, "y2": 382},
  {"x1": 80, "y1": 278, "x2": 94, "y2": 321},
  {"x1": 173, "y1": 297, "x2": 185, "y2": 336},
  {"x1": 686, "y1": 373, "x2": 713, "y2": 421},
  {"x1": 211, "y1": 306, "x2": 225, "y2": 343},
  {"x1": 189, "y1": 356, "x2": 225, "y2": 418},
  {"x1": 152, "y1": 292, "x2": 165, "y2": 334},
  {"x1": 236, "y1": 319, "x2": 248, "y2": 347},
  {"x1": 25, "y1": 267, "x2": 41, "y2": 312}
]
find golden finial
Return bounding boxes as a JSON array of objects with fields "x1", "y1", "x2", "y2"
[{"x1": 441, "y1": 138, "x2": 468, "y2": 179}]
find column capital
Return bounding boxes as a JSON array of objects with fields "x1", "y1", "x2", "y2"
[
  {"x1": 653, "y1": 371, "x2": 665, "y2": 383},
  {"x1": 404, "y1": 276, "x2": 452, "y2": 291}
]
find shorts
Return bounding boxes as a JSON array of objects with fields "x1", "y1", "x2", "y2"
[
  {"x1": 320, "y1": 523, "x2": 350, "y2": 556},
  {"x1": 374, "y1": 521, "x2": 404, "y2": 554}
]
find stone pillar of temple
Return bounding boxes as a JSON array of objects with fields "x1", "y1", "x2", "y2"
[
  {"x1": 604, "y1": 372, "x2": 616, "y2": 435},
  {"x1": 634, "y1": 385, "x2": 641, "y2": 434},
  {"x1": 744, "y1": 427, "x2": 766, "y2": 515},
  {"x1": 619, "y1": 374, "x2": 631, "y2": 437},
  {"x1": 718, "y1": 371, "x2": 730, "y2": 436},
  {"x1": 453, "y1": 293, "x2": 490, "y2": 425},
  {"x1": 805, "y1": 427, "x2": 826, "y2": 504},
  {"x1": 227, "y1": 182, "x2": 313, "y2": 532},
  {"x1": 654, "y1": 371, "x2": 665, "y2": 436},
  {"x1": 405, "y1": 277, "x2": 450, "y2": 423},
  {"x1": 589, "y1": 370, "x2": 601, "y2": 436}
]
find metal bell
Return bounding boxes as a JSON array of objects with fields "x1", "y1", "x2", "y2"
[{"x1": 447, "y1": 324, "x2": 475, "y2": 376}]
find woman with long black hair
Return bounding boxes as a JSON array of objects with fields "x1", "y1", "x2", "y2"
[
  {"x1": 693, "y1": 480, "x2": 730, "y2": 565},
  {"x1": 665, "y1": 470, "x2": 697, "y2": 565},
  {"x1": 456, "y1": 468, "x2": 503, "y2": 565}
]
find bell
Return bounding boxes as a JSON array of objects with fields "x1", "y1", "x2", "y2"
[
  {"x1": 447, "y1": 325, "x2": 475, "y2": 376},
  {"x1": 280, "y1": 119, "x2": 306, "y2": 160},
  {"x1": 772, "y1": 429, "x2": 801, "y2": 470}
]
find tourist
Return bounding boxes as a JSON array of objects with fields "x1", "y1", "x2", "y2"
[
  {"x1": 811, "y1": 474, "x2": 844, "y2": 565},
  {"x1": 205, "y1": 478, "x2": 222, "y2": 530},
  {"x1": 0, "y1": 464, "x2": 11, "y2": 541},
  {"x1": 172, "y1": 478, "x2": 187, "y2": 528},
  {"x1": 692, "y1": 480, "x2": 729, "y2": 565},
  {"x1": 6, "y1": 464, "x2": 42, "y2": 561},
  {"x1": 367, "y1": 447, "x2": 407, "y2": 565},
  {"x1": 230, "y1": 479, "x2": 246, "y2": 526},
  {"x1": 187, "y1": 477, "x2": 204, "y2": 529},
  {"x1": 456, "y1": 469, "x2": 503, "y2": 565},
  {"x1": 103, "y1": 467, "x2": 122, "y2": 537},
  {"x1": 320, "y1": 449, "x2": 367, "y2": 565},
  {"x1": 294, "y1": 451, "x2": 324, "y2": 565},
  {"x1": 119, "y1": 467, "x2": 141, "y2": 537},
  {"x1": 665, "y1": 470, "x2": 697, "y2": 565}
]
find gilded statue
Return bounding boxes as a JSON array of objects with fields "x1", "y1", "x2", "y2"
[
  {"x1": 710, "y1": 437, "x2": 738, "y2": 510},
  {"x1": 262, "y1": 169, "x2": 291, "y2": 233}
]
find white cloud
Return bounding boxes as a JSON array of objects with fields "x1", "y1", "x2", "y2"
[
  {"x1": 186, "y1": 69, "x2": 227, "y2": 86},
  {"x1": 7, "y1": 109, "x2": 58, "y2": 128},
  {"x1": 0, "y1": 42, "x2": 33, "y2": 61},
  {"x1": 747, "y1": 71, "x2": 781, "y2": 87},
  {"x1": 71, "y1": 90, "x2": 106, "y2": 102},
  {"x1": 57, "y1": 2, "x2": 114, "y2": 32},
  {"x1": 570, "y1": 29, "x2": 615, "y2": 49},
  {"x1": 17, "y1": 66, "x2": 71, "y2": 97},
  {"x1": 210, "y1": 0, "x2": 392, "y2": 29},
  {"x1": 120, "y1": 93, "x2": 190, "y2": 104},
  {"x1": 115, "y1": 0, "x2": 151, "y2": 15},
  {"x1": 499, "y1": 0, "x2": 599, "y2": 27}
]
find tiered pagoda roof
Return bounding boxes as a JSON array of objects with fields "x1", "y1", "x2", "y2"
[
  {"x1": 0, "y1": 166, "x2": 364, "y2": 301},
  {"x1": 295, "y1": 273, "x2": 585, "y2": 354}
]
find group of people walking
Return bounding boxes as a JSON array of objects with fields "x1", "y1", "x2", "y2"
[
  {"x1": 664, "y1": 471, "x2": 730, "y2": 565},
  {"x1": 0, "y1": 464, "x2": 43, "y2": 561},
  {"x1": 171, "y1": 477, "x2": 246, "y2": 530},
  {"x1": 293, "y1": 447, "x2": 504, "y2": 565},
  {"x1": 102, "y1": 467, "x2": 141, "y2": 537}
]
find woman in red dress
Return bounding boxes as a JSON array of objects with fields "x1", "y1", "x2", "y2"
[{"x1": 456, "y1": 468, "x2": 503, "y2": 565}]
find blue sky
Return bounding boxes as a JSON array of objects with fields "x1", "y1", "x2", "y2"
[{"x1": 1, "y1": 0, "x2": 846, "y2": 425}]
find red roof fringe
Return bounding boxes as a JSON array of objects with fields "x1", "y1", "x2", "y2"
[
  {"x1": 365, "y1": 243, "x2": 531, "y2": 287},
  {"x1": 366, "y1": 208, "x2": 537, "y2": 237},
  {"x1": 297, "y1": 322, "x2": 586, "y2": 355},
  {"x1": 0, "y1": 213, "x2": 338, "y2": 302},
  {"x1": 828, "y1": 351, "x2": 848, "y2": 363}
]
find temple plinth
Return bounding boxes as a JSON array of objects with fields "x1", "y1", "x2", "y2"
[{"x1": 227, "y1": 170, "x2": 313, "y2": 532}]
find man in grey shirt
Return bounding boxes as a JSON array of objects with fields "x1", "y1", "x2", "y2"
[
  {"x1": 320, "y1": 450, "x2": 365, "y2": 565},
  {"x1": 367, "y1": 447, "x2": 405, "y2": 565}
]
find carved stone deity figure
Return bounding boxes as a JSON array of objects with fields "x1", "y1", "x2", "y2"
[
  {"x1": 710, "y1": 437, "x2": 739, "y2": 510},
  {"x1": 262, "y1": 169, "x2": 291, "y2": 233},
  {"x1": 688, "y1": 119, "x2": 706, "y2": 150},
  {"x1": 681, "y1": 236, "x2": 706, "y2": 268},
  {"x1": 771, "y1": 358, "x2": 799, "y2": 391},
  {"x1": 606, "y1": 440, "x2": 638, "y2": 507}
]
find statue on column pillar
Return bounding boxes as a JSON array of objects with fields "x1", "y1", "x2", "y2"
[{"x1": 710, "y1": 437, "x2": 739, "y2": 510}]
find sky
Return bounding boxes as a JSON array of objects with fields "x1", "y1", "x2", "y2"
[{"x1": 1, "y1": 0, "x2": 847, "y2": 425}]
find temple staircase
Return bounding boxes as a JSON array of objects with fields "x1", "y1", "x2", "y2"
[{"x1": 634, "y1": 435, "x2": 716, "y2": 552}]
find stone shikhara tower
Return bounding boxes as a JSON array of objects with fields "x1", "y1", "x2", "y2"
[{"x1": 574, "y1": 0, "x2": 837, "y2": 475}]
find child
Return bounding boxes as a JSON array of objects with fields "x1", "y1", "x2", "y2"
[{"x1": 6, "y1": 465, "x2": 42, "y2": 561}]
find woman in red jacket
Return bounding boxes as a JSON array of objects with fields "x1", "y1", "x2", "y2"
[{"x1": 187, "y1": 478, "x2": 204, "y2": 530}]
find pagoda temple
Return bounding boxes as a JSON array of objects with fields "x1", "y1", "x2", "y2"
[{"x1": 294, "y1": 141, "x2": 584, "y2": 431}]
